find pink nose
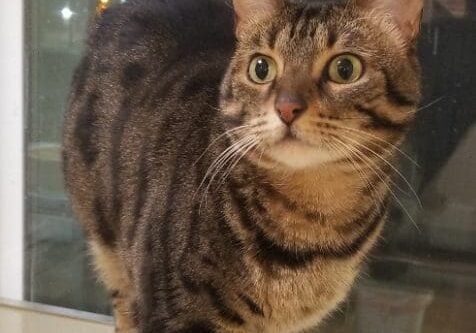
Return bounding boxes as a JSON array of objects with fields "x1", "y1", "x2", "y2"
[{"x1": 276, "y1": 97, "x2": 307, "y2": 125}]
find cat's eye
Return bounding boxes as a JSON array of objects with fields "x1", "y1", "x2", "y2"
[
  {"x1": 328, "y1": 54, "x2": 363, "y2": 84},
  {"x1": 248, "y1": 55, "x2": 278, "y2": 84}
]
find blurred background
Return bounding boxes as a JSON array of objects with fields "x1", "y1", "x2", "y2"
[{"x1": 0, "y1": 0, "x2": 475, "y2": 332}]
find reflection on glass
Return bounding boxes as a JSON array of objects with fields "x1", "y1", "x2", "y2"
[
  {"x1": 25, "y1": 0, "x2": 124, "y2": 314},
  {"x1": 25, "y1": 0, "x2": 476, "y2": 331}
]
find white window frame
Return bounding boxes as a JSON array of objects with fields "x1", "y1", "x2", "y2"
[{"x1": 0, "y1": 0, "x2": 25, "y2": 301}]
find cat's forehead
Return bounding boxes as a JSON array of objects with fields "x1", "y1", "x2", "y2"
[
  {"x1": 273, "y1": 14, "x2": 332, "y2": 59},
  {"x1": 248, "y1": 3, "x2": 361, "y2": 61}
]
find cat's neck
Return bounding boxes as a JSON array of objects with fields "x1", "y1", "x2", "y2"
[{"x1": 260, "y1": 164, "x2": 372, "y2": 216}]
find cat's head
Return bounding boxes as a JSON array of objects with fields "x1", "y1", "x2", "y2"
[{"x1": 220, "y1": 0, "x2": 423, "y2": 170}]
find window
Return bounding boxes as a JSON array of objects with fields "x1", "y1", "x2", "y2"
[
  {"x1": 19, "y1": 0, "x2": 476, "y2": 331},
  {"x1": 24, "y1": 0, "x2": 117, "y2": 314}
]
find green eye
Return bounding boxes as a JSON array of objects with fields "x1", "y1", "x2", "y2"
[
  {"x1": 249, "y1": 55, "x2": 277, "y2": 84},
  {"x1": 328, "y1": 54, "x2": 363, "y2": 84}
]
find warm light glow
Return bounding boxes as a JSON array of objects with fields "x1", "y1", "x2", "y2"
[
  {"x1": 97, "y1": 0, "x2": 113, "y2": 14},
  {"x1": 61, "y1": 7, "x2": 74, "y2": 21}
]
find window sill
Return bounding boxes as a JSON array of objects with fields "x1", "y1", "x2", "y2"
[{"x1": 0, "y1": 298, "x2": 113, "y2": 333}]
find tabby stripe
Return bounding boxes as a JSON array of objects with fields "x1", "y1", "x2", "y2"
[
  {"x1": 303, "y1": 6, "x2": 321, "y2": 25},
  {"x1": 134, "y1": 150, "x2": 149, "y2": 222},
  {"x1": 331, "y1": 197, "x2": 389, "y2": 257},
  {"x1": 177, "y1": 200, "x2": 203, "y2": 294},
  {"x1": 180, "y1": 272, "x2": 201, "y2": 294},
  {"x1": 156, "y1": 61, "x2": 194, "y2": 98},
  {"x1": 227, "y1": 180, "x2": 257, "y2": 232},
  {"x1": 140, "y1": 223, "x2": 164, "y2": 332},
  {"x1": 158, "y1": 120, "x2": 199, "y2": 317},
  {"x1": 75, "y1": 92, "x2": 100, "y2": 166},
  {"x1": 327, "y1": 30, "x2": 337, "y2": 47},
  {"x1": 121, "y1": 63, "x2": 146, "y2": 89},
  {"x1": 110, "y1": 290, "x2": 120, "y2": 299},
  {"x1": 289, "y1": 7, "x2": 305, "y2": 39},
  {"x1": 297, "y1": 6, "x2": 314, "y2": 38},
  {"x1": 257, "y1": 182, "x2": 296, "y2": 211},
  {"x1": 131, "y1": 104, "x2": 182, "y2": 246},
  {"x1": 180, "y1": 107, "x2": 218, "y2": 293},
  {"x1": 180, "y1": 277, "x2": 247, "y2": 326},
  {"x1": 203, "y1": 283, "x2": 245, "y2": 325},
  {"x1": 254, "y1": 199, "x2": 388, "y2": 268},
  {"x1": 383, "y1": 70, "x2": 418, "y2": 107},
  {"x1": 93, "y1": 197, "x2": 116, "y2": 246},
  {"x1": 259, "y1": 182, "x2": 325, "y2": 222},
  {"x1": 355, "y1": 105, "x2": 406, "y2": 131},
  {"x1": 254, "y1": 227, "x2": 319, "y2": 269},
  {"x1": 306, "y1": 6, "x2": 322, "y2": 39},
  {"x1": 250, "y1": 32, "x2": 262, "y2": 47},
  {"x1": 361, "y1": 163, "x2": 393, "y2": 197},
  {"x1": 366, "y1": 92, "x2": 385, "y2": 104},
  {"x1": 239, "y1": 293, "x2": 265, "y2": 317},
  {"x1": 309, "y1": 25, "x2": 318, "y2": 39},
  {"x1": 233, "y1": 176, "x2": 326, "y2": 226},
  {"x1": 267, "y1": 24, "x2": 281, "y2": 49},
  {"x1": 251, "y1": 194, "x2": 326, "y2": 233},
  {"x1": 110, "y1": 97, "x2": 135, "y2": 229},
  {"x1": 202, "y1": 256, "x2": 219, "y2": 268},
  {"x1": 174, "y1": 321, "x2": 216, "y2": 333},
  {"x1": 181, "y1": 66, "x2": 222, "y2": 99},
  {"x1": 215, "y1": 197, "x2": 246, "y2": 251}
]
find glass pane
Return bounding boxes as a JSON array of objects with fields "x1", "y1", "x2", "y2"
[
  {"x1": 24, "y1": 0, "x2": 476, "y2": 331},
  {"x1": 24, "y1": 0, "x2": 117, "y2": 314}
]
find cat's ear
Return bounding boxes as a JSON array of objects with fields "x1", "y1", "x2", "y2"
[
  {"x1": 356, "y1": 0, "x2": 424, "y2": 43},
  {"x1": 233, "y1": 0, "x2": 283, "y2": 36}
]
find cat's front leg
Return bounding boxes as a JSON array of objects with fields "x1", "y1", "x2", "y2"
[
  {"x1": 112, "y1": 290, "x2": 138, "y2": 333},
  {"x1": 89, "y1": 240, "x2": 138, "y2": 333}
]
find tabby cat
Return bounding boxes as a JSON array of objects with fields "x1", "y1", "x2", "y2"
[{"x1": 63, "y1": 0, "x2": 423, "y2": 332}]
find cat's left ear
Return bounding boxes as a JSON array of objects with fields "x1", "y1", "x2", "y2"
[
  {"x1": 356, "y1": 0, "x2": 424, "y2": 43},
  {"x1": 233, "y1": 0, "x2": 284, "y2": 37}
]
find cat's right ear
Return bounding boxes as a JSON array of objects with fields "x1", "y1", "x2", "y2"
[{"x1": 233, "y1": 0, "x2": 283, "y2": 38}]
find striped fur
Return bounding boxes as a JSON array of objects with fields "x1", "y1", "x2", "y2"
[{"x1": 63, "y1": 0, "x2": 422, "y2": 332}]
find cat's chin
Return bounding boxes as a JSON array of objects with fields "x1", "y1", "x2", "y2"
[{"x1": 264, "y1": 139, "x2": 337, "y2": 170}]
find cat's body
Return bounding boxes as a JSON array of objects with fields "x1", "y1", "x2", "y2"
[{"x1": 63, "y1": 0, "x2": 423, "y2": 332}]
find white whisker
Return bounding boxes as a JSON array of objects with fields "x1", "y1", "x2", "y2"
[
  {"x1": 197, "y1": 135, "x2": 256, "y2": 210},
  {"x1": 193, "y1": 124, "x2": 252, "y2": 167},
  {"x1": 331, "y1": 123, "x2": 420, "y2": 168},
  {"x1": 217, "y1": 139, "x2": 260, "y2": 187},
  {"x1": 341, "y1": 135, "x2": 423, "y2": 209},
  {"x1": 332, "y1": 137, "x2": 420, "y2": 232},
  {"x1": 416, "y1": 96, "x2": 445, "y2": 112}
]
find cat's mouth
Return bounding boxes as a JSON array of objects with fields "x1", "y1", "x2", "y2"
[
  {"x1": 277, "y1": 128, "x2": 315, "y2": 148},
  {"x1": 280, "y1": 128, "x2": 299, "y2": 142}
]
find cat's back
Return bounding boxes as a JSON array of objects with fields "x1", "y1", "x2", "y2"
[
  {"x1": 86, "y1": 0, "x2": 235, "y2": 64},
  {"x1": 63, "y1": 0, "x2": 235, "y2": 245},
  {"x1": 66, "y1": 0, "x2": 235, "y2": 111},
  {"x1": 64, "y1": 0, "x2": 235, "y2": 172}
]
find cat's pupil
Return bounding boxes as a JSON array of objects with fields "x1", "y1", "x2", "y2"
[
  {"x1": 336, "y1": 58, "x2": 354, "y2": 80},
  {"x1": 255, "y1": 58, "x2": 269, "y2": 80}
]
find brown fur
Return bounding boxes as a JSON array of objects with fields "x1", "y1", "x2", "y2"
[{"x1": 63, "y1": 0, "x2": 423, "y2": 332}]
